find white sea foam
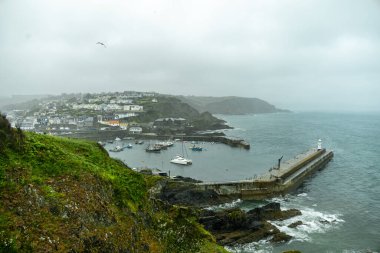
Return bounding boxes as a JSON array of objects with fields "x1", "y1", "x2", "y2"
[
  {"x1": 342, "y1": 250, "x2": 379, "y2": 253},
  {"x1": 225, "y1": 240, "x2": 273, "y2": 253},
  {"x1": 205, "y1": 198, "x2": 242, "y2": 211},
  {"x1": 270, "y1": 207, "x2": 345, "y2": 242}
]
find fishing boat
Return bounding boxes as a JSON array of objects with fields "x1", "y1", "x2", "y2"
[
  {"x1": 170, "y1": 155, "x2": 192, "y2": 165},
  {"x1": 156, "y1": 140, "x2": 174, "y2": 149},
  {"x1": 145, "y1": 144, "x2": 161, "y2": 153}
]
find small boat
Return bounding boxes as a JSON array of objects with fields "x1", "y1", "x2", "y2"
[
  {"x1": 109, "y1": 146, "x2": 123, "y2": 152},
  {"x1": 154, "y1": 143, "x2": 167, "y2": 150},
  {"x1": 170, "y1": 155, "x2": 192, "y2": 165},
  {"x1": 97, "y1": 141, "x2": 106, "y2": 147},
  {"x1": 156, "y1": 141, "x2": 174, "y2": 149},
  {"x1": 145, "y1": 144, "x2": 161, "y2": 153},
  {"x1": 126, "y1": 143, "x2": 133, "y2": 149},
  {"x1": 191, "y1": 145, "x2": 203, "y2": 151},
  {"x1": 115, "y1": 137, "x2": 121, "y2": 141}
]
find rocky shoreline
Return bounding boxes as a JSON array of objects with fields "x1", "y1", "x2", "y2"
[
  {"x1": 199, "y1": 203, "x2": 301, "y2": 246},
  {"x1": 155, "y1": 178, "x2": 303, "y2": 247}
]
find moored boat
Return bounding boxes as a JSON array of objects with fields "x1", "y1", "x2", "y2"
[
  {"x1": 170, "y1": 155, "x2": 192, "y2": 165},
  {"x1": 191, "y1": 145, "x2": 203, "y2": 151},
  {"x1": 145, "y1": 144, "x2": 161, "y2": 153}
]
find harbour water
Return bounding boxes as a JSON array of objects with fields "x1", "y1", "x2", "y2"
[{"x1": 107, "y1": 112, "x2": 380, "y2": 253}]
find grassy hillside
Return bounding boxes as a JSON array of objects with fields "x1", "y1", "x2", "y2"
[
  {"x1": 131, "y1": 96, "x2": 228, "y2": 131},
  {"x1": 178, "y1": 96, "x2": 289, "y2": 115},
  {"x1": 0, "y1": 125, "x2": 227, "y2": 252}
]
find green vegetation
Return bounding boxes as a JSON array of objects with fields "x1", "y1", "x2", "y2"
[
  {"x1": 0, "y1": 116, "x2": 227, "y2": 252},
  {"x1": 131, "y1": 96, "x2": 227, "y2": 131},
  {"x1": 178, "y1": 96, "x2": 289, "y2": 115},
  {"x1": 0, "y1": 114, "x2": 25, "y2": 153}
]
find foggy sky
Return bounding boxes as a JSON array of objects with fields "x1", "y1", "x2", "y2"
[{"x1": 1, "y1": 0, "x2": 380, "y2": 111}]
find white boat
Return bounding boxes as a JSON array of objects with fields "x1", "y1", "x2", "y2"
[
  {"x1": 115, "y1": 137, "x2": 121, "y2": 141},
  {"x1": 146, "y1": 144, "x2": 161, "y2": 153},
  {"x1": 109, "y1": 145, "x2": 123, "y2": 152},
  {"x1": 156, "y1": 141, "x2": 174, "y2": 148},
  {"x1": 170, "y1": 155, "x2": 192, "y2": 165}
]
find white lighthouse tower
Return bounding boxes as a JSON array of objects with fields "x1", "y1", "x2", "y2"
[{"x1": 317, "y1": 139, "x2": 322, "y2": 150}]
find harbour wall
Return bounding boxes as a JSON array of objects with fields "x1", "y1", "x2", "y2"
[
  {"x1": 57, "y1": 130, "x2": 250, "y2": 149},
  {"x1": 196, "y1": 149, "x2": 333, "y2": 200}
]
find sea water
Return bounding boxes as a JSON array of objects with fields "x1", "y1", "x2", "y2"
[{"x1": 107, "y1": 112, "x2": 380, "y2": 252}]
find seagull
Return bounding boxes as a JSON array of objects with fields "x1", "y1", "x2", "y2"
[{"x1": 96, "y1": 42, "x2": 106, "y2": 48}]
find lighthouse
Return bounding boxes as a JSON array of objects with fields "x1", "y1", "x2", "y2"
[{"x1": 317, "y1": 139, "x2": 322, "y2": 150}]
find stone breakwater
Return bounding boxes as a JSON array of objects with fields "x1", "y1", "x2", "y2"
[
  {"x1": 59, "y1": 130, "x2": 251, "y2": 149},
  {"x1": 196, "y1": 148, "x2": 333, "y2": 200}
]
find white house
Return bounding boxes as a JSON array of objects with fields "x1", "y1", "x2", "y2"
[
  {"x1": 115, "y1": 113, "x2": 137, "y2": 119},
  {"x1": 123, "y1": 105, "x2": 143, "y2": 112},
  {"x1": 105, "y1": 104, "x2": 123, "y2": 111},
  {"x1": 129, "y1": 126, "x2": 143, "y2": 134}
]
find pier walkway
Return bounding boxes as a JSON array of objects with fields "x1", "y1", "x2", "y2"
[{"x1": 196, "y1": 148, "x2": 334, "y2": 200}]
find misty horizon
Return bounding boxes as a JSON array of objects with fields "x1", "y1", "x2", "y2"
[{"x1": 1, "y1": 0, "x2": 380, "y2": 112}]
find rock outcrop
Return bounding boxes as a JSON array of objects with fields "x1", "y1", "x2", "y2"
[
  {"x1": 158, "y1": 180, "x2": 233, "y2": 207},
  {"x1": 198, "y1": 203, "x2": 301, "y2": 246},
  {"x1": 156, "y1": 179, "x2": 302, "y2": 246}
]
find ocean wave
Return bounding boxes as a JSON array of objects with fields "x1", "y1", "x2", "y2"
[
  {"x1": 269, "y1": 207, "x2": 345, "y2": 242},
  {"x1": 342, "y1": 250, "x2": 379, "y2": 253},
  {"x1": 223, "y1": 127, "x2": 247, "y2": 132}
]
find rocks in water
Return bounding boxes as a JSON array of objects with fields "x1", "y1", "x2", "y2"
[
  {"x1": 156, "y1": 179, "x2": 302, "y2": 246},
  {"x1": 197, "y1": 202, "x2": 302, "y2": 246},
  {"x1": 271, "y1": 231, "x2": 292, "y2": 243},
  {"x1": 247, "y1": 202, "x2": 301, "y2": 221},
  {"x1": 288, "y1": 221, "x2": 303, "y2": 228}
]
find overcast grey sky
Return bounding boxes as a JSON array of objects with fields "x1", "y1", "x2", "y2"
[{"x1": 1, "y1": 0, "x2": 380, "y2": 111}]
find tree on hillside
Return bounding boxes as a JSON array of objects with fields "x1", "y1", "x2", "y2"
[{"x1": 0, "y1": 113, "x2": 24, "y2": 152}]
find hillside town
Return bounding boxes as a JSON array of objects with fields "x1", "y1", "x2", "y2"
[{"x1": 3, "y1": 91, "x2": 194, "y2": 136}]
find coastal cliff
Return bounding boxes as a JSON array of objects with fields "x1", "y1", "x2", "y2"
[
  {"x1": 177, "y1": 96, "x2": 289, "y2": 115},
  {"x1": 0, "y1": 116, "x2": 300, "y2": 252},
  {"x1": 0, "y1": 120, "x2": 226, "y2": 252}
]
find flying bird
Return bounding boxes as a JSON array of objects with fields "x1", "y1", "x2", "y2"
[{"x1": 96, "y1": 42, "x2": 106, "y2": 48}]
